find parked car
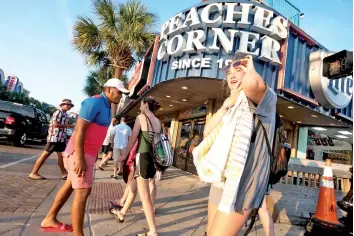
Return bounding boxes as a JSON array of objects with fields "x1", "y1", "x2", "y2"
[
  {"x1": 0, "y1": 100, "x2": 49, "y2": 146},
  {"x1": 65, "y1": 113, "x2": 77, "y2": 141}
]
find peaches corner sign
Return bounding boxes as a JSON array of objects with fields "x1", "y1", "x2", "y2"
[{"x1": 157, "y1": 1, "x2": 289, "y2": 70}]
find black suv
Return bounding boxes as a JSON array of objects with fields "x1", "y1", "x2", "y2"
[{"x1": 0, "y1": 100, "x2": 49, "y2": 146}]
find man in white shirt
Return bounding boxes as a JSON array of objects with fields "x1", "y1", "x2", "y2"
[
  {"x1": 98, "y1": 118, "x2": 117, "y2": 170},
  {"x1": 111, "y1": 116, "x2": 132, "y2": 179}
]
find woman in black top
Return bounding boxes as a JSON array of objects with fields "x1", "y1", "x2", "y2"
[{"x1": 111, "y1": 97, "x2": 161, "y2": 236}]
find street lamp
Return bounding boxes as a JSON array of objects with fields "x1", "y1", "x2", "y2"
[{"x1": 288, "y1": 12, "x2": 305, "y2": 26}]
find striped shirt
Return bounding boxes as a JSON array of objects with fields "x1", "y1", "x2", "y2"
[{"x1": 47, "y1": 109, "x2": 68, "y2": 143}]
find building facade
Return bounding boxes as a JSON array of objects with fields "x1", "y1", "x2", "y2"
[
  {"x1": 120, "y1": 0, "x2": 353, "y2": 174},
  {"x1": 0, "y1": 68, "x2": 29, "y2": 94}
]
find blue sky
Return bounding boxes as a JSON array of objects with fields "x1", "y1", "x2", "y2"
[{"x1": 0, "y1": 0, "x2": 352, "y2": 112}]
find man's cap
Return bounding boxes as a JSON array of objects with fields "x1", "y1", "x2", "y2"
[{"x1": 104, "y1": 78, "x2": 129, "y2": 94}]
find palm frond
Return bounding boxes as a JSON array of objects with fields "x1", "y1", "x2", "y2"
[
  {"x1": 94, "y1": 0, "x2": 118, "y2": 35},
  {"x1": 117, "y1": 0, "x2": 157, "y2": 55},
  {"x1": 73, "y1": 16, "x2": 102, "y2": 54},
  {"x1": 85, "y1": 50, "x2": 111, "y2": 67},
  {"x1": 74, "y1": 0, "x2": 157, "y2": 76}
]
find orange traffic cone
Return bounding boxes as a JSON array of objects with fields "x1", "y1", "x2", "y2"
[{"x1": 313, "y1": 159, "x2": 341, "y2": 225}]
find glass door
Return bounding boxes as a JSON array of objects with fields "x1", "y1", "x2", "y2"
[
  {"x1": 174, "y1": 118, "x2": 205, "y2": 174},
  {"x1": 175, "y1": 121, "x2": 192, "y2": 171},
  {"x1": 186, "y1": 119, "x2": 205, "y2": 174}
]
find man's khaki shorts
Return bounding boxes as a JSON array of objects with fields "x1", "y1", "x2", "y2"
[{"x1": 113, "y1": 148, "x2": 126, "y2": 162}]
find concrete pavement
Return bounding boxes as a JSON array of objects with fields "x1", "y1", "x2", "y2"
[{"x1": 0, "y1": 142, "x2": 306, "y2": 235}]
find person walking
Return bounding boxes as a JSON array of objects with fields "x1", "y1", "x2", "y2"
[
  {"x1": 195, "y1": 56, "x2": 277, "y2": 236},
  {"x1": 39, "y1": 78, "x2": 129, "y2": 235},
  {"x1": 110, "y1": 116, "x2": 132, "y2": 179},
  {"x1": 29, "y1": 99, "x2": 74, "y2": 180},
  {"x1": 110, "y1": 97, "x2": 160, "y2": 236},
  {"x1": 98, "y1": 118, "x2": 117, "y2": 170}
]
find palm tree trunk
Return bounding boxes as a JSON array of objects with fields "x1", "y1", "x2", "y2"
[
  {"x1": 114, "y1": 67, "x2": 123, "y2": 78},
  {"x1": 111, "y1": 67, "x2": 125, "y2": 118}
]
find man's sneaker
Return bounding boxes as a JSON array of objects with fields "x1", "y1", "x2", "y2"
[{"x1": 111, "y1": 175, "x2": 118, "y2": 180}]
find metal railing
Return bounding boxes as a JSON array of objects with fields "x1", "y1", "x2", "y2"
[
  {"x1": 262, "y1": 0, "x2": 301, "y2": 26},
  {"x1": 279, "y1": 162, "x2": 351, "y2": 193}
]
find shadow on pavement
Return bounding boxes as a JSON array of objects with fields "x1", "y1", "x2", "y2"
[{"x1": 0, "y1": 139, "x2": 45, "y2": 150}]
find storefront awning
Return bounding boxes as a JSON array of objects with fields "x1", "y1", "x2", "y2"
[{"x1": 119, "y1": 77, "x2": 226, "y2": 117}]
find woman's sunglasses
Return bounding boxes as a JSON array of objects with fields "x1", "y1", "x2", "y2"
[{"x1": 223, "y1": 59, "x2": 246, "y2": 71}]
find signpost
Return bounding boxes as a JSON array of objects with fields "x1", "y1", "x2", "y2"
[
  {"x1": 323, "y1": 50, "x2": 353, "y2": 80},
  {"x1": 310, "y1": 51, "x2": 353, "y2": 109}
]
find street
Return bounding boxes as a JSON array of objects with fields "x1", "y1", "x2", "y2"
[
  {"x1": 0, "y1": 139, "x2": 64, "y2": 213},
  {"x1": 0, "y1": 141, "x2": 307, "y2": 236}
]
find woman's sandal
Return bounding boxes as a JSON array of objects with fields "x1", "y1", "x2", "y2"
[
  {"x1": 109, "y1": 200, "x2": 123, "y2": 210},
  {"x1": 110, "y1": 208, "x2": 124, "y2": 223}
]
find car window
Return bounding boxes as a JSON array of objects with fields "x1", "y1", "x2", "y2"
[
  {"x1": 20, "y1": 106, "x2": 35, "y2": 118},
  {"x1": 0, "y1": 100, "x2": 12, "y2": 112},
  {"x1": 10, "y1": 104, "x2": 23, "y2": 114},
  {"x1": 39, "y1": 112, "x2": 48, "y2": 123}
]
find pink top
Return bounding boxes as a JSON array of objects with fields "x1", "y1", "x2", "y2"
[{"x1": 65, "y1": 123, "x2": 108, "y2": 157}]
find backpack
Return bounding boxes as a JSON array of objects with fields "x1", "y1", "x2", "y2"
[
  {"x1": 144, "y1": 115, "x2": 173, "y2": 171},
  {"x1": 267, "y1": 113, "x2": 292, "y2": 185},
  {"x1": 244, "y1": 112, "x2": 291, "y2": 236},
  {"x1": 251, "y1": 112, "x2": 291, "y2": 185},
  {"x1": 153, "y1": 133, "x2": 173, "y2": 171}
]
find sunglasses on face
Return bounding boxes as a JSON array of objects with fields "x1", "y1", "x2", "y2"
[{"x1": 223, "y1": 58, "x2": 248, "y2": 71}]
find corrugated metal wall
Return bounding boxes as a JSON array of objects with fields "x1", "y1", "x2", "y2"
[
  {"x1": 284, "y1": 31, "x2": 353, "y2": 118},
  {"x1": 284, "y1": 31, "x2": 319, "y2": 98}
]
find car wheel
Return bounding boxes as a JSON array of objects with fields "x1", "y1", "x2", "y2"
[{"x1": 13, "y1": 132, "x2": 27, "y2": 147}]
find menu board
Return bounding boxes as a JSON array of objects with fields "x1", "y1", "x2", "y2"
[
  {"x1": 306, "y1": 129, "x2": 352, "y2": 164},
  {"x1": 323, "y1": 150, "x2": 352, "y2": 165},
  {"x1": 178, "y1": 105, "x2": 207, "y2": 120}
]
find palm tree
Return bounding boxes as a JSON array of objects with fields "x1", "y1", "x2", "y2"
[
  {"x1": 83, "y1": 69, "x2": 109, "y2": 97},
  {"x1": 83, "y1": 68, "x2": 129, "y2": 97},
  {"x1": 73, "y1": 0, "x2": 157, "y2": 115}
]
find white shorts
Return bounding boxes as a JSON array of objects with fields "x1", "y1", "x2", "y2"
[{"x1": 113, "y1": 148, "x2": 125, "y2": 162}]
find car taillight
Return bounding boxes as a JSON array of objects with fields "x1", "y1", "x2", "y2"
[{"x1": 5, "y1": 116, "x2": 16, "y2": 125}]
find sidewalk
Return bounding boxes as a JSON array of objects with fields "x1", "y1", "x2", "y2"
[{"x1": 0, "y1": 162, "x2": 306, "y2": 236}]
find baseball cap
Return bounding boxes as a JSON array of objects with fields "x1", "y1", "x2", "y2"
[{"x1": 104, "y1": 78, "x2": 130, "y2": 94}]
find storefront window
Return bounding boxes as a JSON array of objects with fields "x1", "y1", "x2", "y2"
[
  {"x1": 175, "y1": 118, "x2": 205, "y2": 174},
  {"x1": 301, "y1": 127, "x2": 353, "y2": 165}
]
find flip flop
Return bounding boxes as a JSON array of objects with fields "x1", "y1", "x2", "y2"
[
  {"x1": 41, "y1": 223, "x2": 73, "y2": 232},
  {"x1": 29, "y1": 175, "x2": 46, "y2": 180}
]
